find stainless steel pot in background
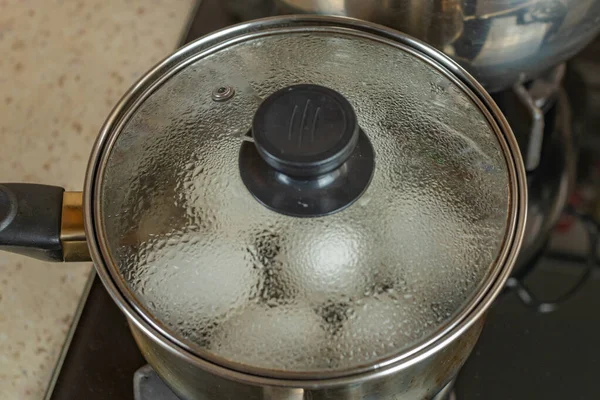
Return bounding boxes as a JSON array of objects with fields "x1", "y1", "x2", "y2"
[
  {"x1": 228, "y1": 0, "x2": 600, "y2": 92},
  {"x1": 0, "y1": 16, "x2": 527, "y2": 400}
]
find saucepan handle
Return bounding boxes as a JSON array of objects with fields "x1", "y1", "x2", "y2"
[{"x1": 0, "y1": 183, "x2": 90, "y2": 262}]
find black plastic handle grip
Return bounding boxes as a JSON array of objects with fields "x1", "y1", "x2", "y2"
[{"x1": 0, "y1": 183, "x2": 65, "y2": 261}]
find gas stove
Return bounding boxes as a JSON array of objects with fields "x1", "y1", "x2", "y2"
[{"x1": 44, "y1": 1, "x2": 600, "y2": 399}]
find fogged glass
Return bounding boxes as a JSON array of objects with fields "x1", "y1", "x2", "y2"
[{"x1": 99, "y1": 32, "x2": 510, "y2": 373}]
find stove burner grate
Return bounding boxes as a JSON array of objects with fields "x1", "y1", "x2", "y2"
[{"x1": 134, "y1": 365, "x2": 182, "y2": 400}]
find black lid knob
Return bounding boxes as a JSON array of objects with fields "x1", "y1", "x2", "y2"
[
  {"x1": 240, "y1": 84, "x2": 375, "y2": 217},
  {"x1": 252, "y1": 84, "x2": 359, "y2": 177}
]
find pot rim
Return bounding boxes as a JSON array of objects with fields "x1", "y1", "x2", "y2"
[{"x1": 83, "y1": 15, "x2": 527, "y2": 384}]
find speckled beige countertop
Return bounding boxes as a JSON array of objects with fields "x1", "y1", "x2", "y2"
[{"x1": 0, "y1": 1, "x2": 196, "y2": 398}]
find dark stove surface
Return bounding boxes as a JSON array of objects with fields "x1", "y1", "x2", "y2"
[{"x1": 45, "y1": 1, "x2": 600, "y2": 399}]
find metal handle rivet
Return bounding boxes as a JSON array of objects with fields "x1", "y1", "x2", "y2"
[{"x1": 212, "y1": 86, "x2": 235, "y2": 102}]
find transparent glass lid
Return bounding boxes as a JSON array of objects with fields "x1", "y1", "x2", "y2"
[{"x1": 97, "y1": 27, "x2": 512, "y2": 375}]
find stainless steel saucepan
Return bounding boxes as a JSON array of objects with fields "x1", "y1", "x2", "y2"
[
  {"x1": 0, "y1": 16, "x2": 526, "y2": 400},
  {"x1": 229, "y1": 0, "x2": 600, "y2": 92}
]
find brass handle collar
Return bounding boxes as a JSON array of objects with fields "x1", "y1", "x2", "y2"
[{"x1": 60, "y1": 191, "x2": 91, "y2": 262}]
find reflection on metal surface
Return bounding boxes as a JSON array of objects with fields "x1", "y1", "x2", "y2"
[
  {"x1": 60, "y1": 191, "x2": 91, "y2": 262},
  {"x1": 133, "y1": 363, "x2": 460, "y2": 400},
  {"x1": 431, "y1": 378, "x2": 456, "y2": 400},
  {"x1": 513, "y1": 64, "x2": 566, "y2": 172},
  {"x1": 493, "y1": 69, "x2": 574, "y2": 275},
  {"x1": 241, "y1": 0, "x2": 600, "y2": 92},
  {"x1": 513, "y1": 82, "x2": 546, "y2": 172}
]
